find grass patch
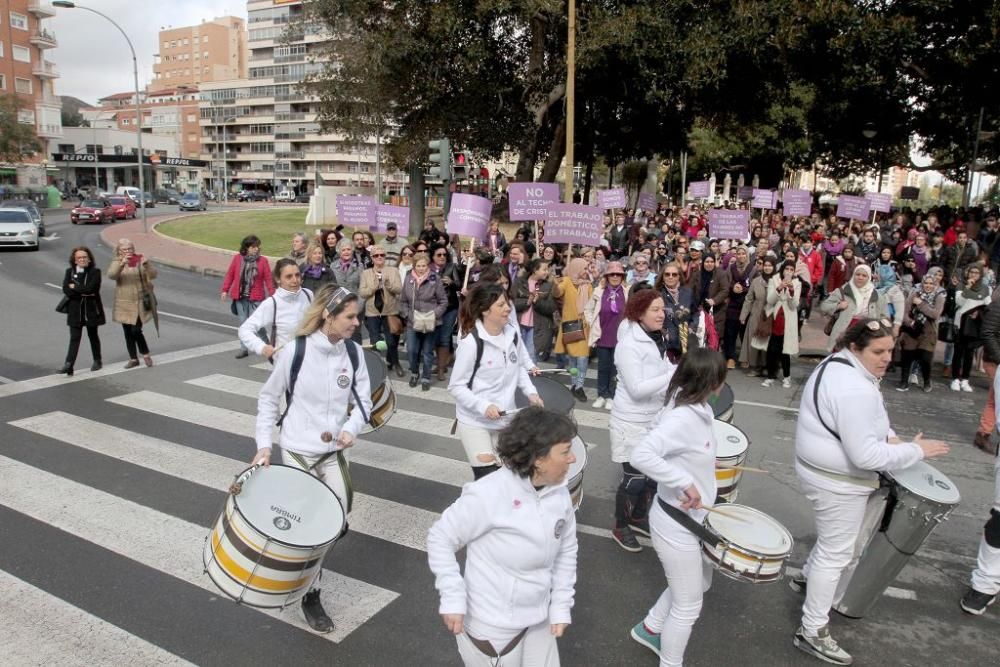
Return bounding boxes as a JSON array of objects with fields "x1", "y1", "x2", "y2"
[{"x1": 156, "y1": 209, "x2": 313, "y2": 254}]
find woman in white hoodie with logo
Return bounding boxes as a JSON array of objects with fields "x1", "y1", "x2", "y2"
[
  {"x1": 628, "y1": 347, "x2": 728, "y2": 666},
  {"x1": 238, "y1": 258, "x2": 313, "y2": 361},
  {"x1": 428, "y1": 406, "x2": 579, "y2": 666},
  {"x1": 449, "y1": 282, "x2": 542, "y2": 479}
]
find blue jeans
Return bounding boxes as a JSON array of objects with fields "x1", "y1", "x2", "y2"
[
  {"x1": 234, "y1": 298, "x2": 263, "y2": 353},
  {"x1": 406, "y1": 328, "x2": 435, "y2": 381},
  {"x1": 519, "y1": 325, "x2": 536, "y2": 364},
  {"x1": 365, "y1": 315, "x2": 400, "y2": 368},
  {"x1": 596, "y1": 346, "x2": 617, "y2": 398},
  {"x1": 569, "y1": 355, "x2": 589, "y2": 390},
  {"x1": 436, "y1": 308, "x2": 459, "y2": 349}
]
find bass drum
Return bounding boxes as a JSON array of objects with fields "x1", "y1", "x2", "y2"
[
  {"x1": 515, "y1": 376, "x2": 575, "y2": 417},
  {"x1": 351, "y1": 349, "x2": 396, "y2": 432},
  {"x1": 566, "y1": 436, "x2": 589, "y2": 510},
  {"x1": 708, "y1": 383, "x2": 734, "y2": 423},
  {"x1": 713, "y1": 420, "x2": 750, "y2": 503}
]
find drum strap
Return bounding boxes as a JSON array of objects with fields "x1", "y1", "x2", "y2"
[
  {"x1": 812, "y1": 357, "x2": 853, "y2": 439},
  {"x1": 464, "y1": 628, "x2": 529, "y2": 662},
  {"x1": 286, "y1": 449, "x2": 354, "y2": 513},
  {"x1": 278, "y1": 336, "x2": 371, "y2": 429},
  {"x1": 657, "y1": 496, "x2": 720, "y2": 548},
  {"x1": 467, "y1": 328, "x2": 518, "y2": 390}
]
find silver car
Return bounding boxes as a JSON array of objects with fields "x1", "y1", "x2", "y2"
[
  {"x1": 179, "y1": 192, "x2": 208, "y2": 211},
  {"x1": 0, "y1": 208, "x2": 40, "y2": 251}
]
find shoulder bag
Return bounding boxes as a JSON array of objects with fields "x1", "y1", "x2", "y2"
[{"x1": 561, "y1": 319, "x2": 585, "y2": 344}]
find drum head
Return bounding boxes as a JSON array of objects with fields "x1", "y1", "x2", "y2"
[
  {"x1": 708, "y1": 383, "x2": 734, "y2": 420},
  {"x1": 713, "y1": 420, "x2": 749, "y2": 458},
  {"x1": 567, "y1": 436, "x2": 588, "y2": 479},
  {"x1": 234, "y1": 465, "x2": 346, "y2": 547},
  {"x1": 363, "y1": 349, "x2": 388, "y2": 387},
  {"x1": 886, "y1": 460, "x2": 961, "y2": 505},
  {"x1": 706, "y1": 504, "x2": 792, "y2": 557},
  {"x1": 515, "y1": 376, "x2": 575, "y2": 416}
]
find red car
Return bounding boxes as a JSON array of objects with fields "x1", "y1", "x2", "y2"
[
  {"x1": 71, "y1": 198, "x2": 115, "y2": 225},
  {"x1": 107, "y1": 195, "x2": 137, "y2": 220}
]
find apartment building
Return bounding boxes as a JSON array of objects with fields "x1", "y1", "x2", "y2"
[
  {"x1": 0, "y1": 0, "x2": 62, "y2": 187},
  {"x1": 83, "y1": 86, "x2": 203, "y2": 159},
  {"x1": 152, "y1": 16, "x2": 246, "y2": 89},
  {"x1": 199, "y1": 0, "x2": 378, "y2": 196}
]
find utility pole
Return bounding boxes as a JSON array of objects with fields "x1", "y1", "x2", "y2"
[
  {"x1": 964, "y1": 106, "x2": 985, "y2": 208},
  {"x1": 563, "y1": 0, "x2": 576, "y2": 202}
]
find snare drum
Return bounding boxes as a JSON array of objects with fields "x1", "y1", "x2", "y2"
[
  {"x1": 357, "y1": 349, "x2": 396, "y2": 432},
  {"x1": 713, "y1": 420, "x2": 751, "y2": 503},
  {"x1": 566, "y1": 436, "x2": 588, "y2": 510},
  {"x1": 515, "y1": 376, "x2": 575, "y2": 417},
  {"x1": 204, "y1": 464, "x2": 346, "y2": 608},
  {"x1": 701, "y1": 504, "x2": 793, "y2": 584},
  {"x1": 708, "y1": 383, "x2": 734, "y2": 423}
]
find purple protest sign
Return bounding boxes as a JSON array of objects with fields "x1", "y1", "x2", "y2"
[
  {"x1": 688, "y1": 181, "x2": 710, "y2": 199},
  {"x1": 836, "y1": 194, "x2": 871, "y2": 221},
  {"x1": 373, "y1": 204, "x2": 410, "y2": 236},
  {"x1": 708, "y1": 209, "x2": 751, "y2": 240},
  {"x1": 544, "y1": 204, "x2": 604, "y2": 246},
  {"x1": 507, "y1": 182, "x2": 559, "y2": 221},
  {"x1": 865, "y1": 191, "x2": 893, "y2": 213},
  {"x1": 638, "y1": 192, "x2": 657, "y2": 212},
  {"x1": 737, "y1": 185, "x2": 754, "y2": 200},
  {"x1": 336, "y1": 195, "x2": 376, "y2": 228},
  {"x1": 447, "y1": 193, "x2": 492, "y2": 237},
  {"x1": 782, "y1": 189, "x2": 812, "y2": 217},
  {"x1": 751, "y1": 188, "x2": 774, "y2": 209},
  {"x1": 597, "y1": 187, "x2": 627, "y2": 209}
]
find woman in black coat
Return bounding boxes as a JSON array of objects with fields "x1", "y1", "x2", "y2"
[{"x1": 59, "y1": 246, "x2": 106, "y2": 375}]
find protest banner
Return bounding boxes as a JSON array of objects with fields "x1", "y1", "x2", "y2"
[
  {"x1": 708, "y1": 209, "x2": 751, "y2": 240},
  {"x1": 836, "y1": 194, "x2": 872, "y2": 221},
  {"x1": 597, "y1": 187, "x2": 627, "y2": 210},
  {"x1": 737, "y1": 185, "x2": 755, "y2": 200},
  {"x1": 782, "y1": 189, "x2": 812, "y2": 217},
  {"x1": 373, "y1": 204, "x2": 410, "y2": 236},
  {"x1": 336, "y1": 195, "x2": 376, "y2": 229},
  {"x1": 638, "y1": 191, "x2": 657, "y2": 212},
  {"x1": 507, "y1": 182, "x2": 559, "y2": 221},
  {"x1": 446, "y1": 193, "x2": 492, "y2": 238},
  {"x1": 752, "y1": 188, "x2": 775, "y2": 209},
  {"x1": 688, "y1": 180, "x2": 710, "y2": 199},
  {"x1": 544, "y1": 204, "x2": 604, "y2": 245},
  {"x1": 865, "y1": 191, "x2": 893, "y2": 213}
]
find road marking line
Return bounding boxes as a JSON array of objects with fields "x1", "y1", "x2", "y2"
[
  {"x1": 0, "y1": 570, "x2": 195, "y2": 667},
  {"x1": 0, "y1": 453, "x2": 398, "y2": 644},
  {"x1": 784, "y1": 566, "x2": 916, "y2": 600},
  {"x1": 0, "y1": 375, "x2": 16, "y2": 384}
]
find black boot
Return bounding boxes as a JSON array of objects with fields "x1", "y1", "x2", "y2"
[
  {"x1": 91, "y1": 360, "x2": 103, "y2": 371},
  {"x1": 59, "y1": 363, "x2": 74, "y2": 376},
  {"x1": 301, "y1": 589, "x2": 334, "y2": 633}
]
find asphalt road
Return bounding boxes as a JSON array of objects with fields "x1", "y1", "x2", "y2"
[{"x1": 0, "y1": 217, "x2": 998, "y2": 665}]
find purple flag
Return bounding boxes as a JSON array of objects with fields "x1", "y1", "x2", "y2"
[
  {"x1": 836, "y1": 194, "x2": 872, "y2": 221},
  {"x1": 688, "y1": 181, "x2": 710, "y2": 199},
  {"x1": 638, "y1": 192, "x2": 657, "y2": 212},
  {"x1": 374, "y1": 204, "x2": 410, "y2": 236},
  {"x1": 336, "y1": 195, "x2": 376, "y2": 229},
  {"x1": 447, "y1": 193, "x2": 492, "y2": 237},
  {"x1": 507, "y1": 182, "x2": 559, "y2": 221},
  {"x1": 597, "y1": 187, "x2": 627, "y2": 209},
  {"x1": 865, "y1": 191, "x2": 892, "y2": 213},
  {"x1": 751, "y1": 188, "x2": 774, "y2": 209},
  {"x1": 544, "y1": 204, "x2": 604, "y2": 245},
  {"x1": 782, "y1": 189, "x2": 812, "y2": 217},
  {"x1": 708, "y1": 209, "x2": 751, "y2": 240},
  {"x1": 737, "y1": 185, "x2": 754, "y2": 200}
]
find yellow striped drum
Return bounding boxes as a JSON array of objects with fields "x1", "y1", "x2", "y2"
[
  {"x1": 203, "y1": 464, "x2": 346, "y2": 608},
  {"x1": 713, "y1": 420, "x2": 750, "y2": 503}
]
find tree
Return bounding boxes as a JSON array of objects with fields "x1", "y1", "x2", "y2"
[
  {"x1": 61, "y1": 107, "x2": 88, "y2": 128},
  {"x1": 0, "y1": 94, "x2": 42, "y2": 164}
]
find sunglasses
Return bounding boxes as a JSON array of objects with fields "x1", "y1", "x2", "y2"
[
  {"x1": 372, "y1": 253, "x2": 386, "y2": 257},
  {"x1": 663, "y1": 271, "x2": 680, "y2": 277},
  {"x1": 402, "y1": 251, "x2": 414, "y2": 256},
  {"x1": 434, "y1": 252, "x2": 447, "y2": 257}
]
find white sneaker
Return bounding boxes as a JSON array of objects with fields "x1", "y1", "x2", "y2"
[
  {"x1": 761, "y1": 378, "x2": 775, "y2": 387},
  {"x1": 592, "y1": 397, "x2": 606, "y2": 409},
  {"x1": 782, "y1": 377, "x2": 792, "y2": 388},
  {"x1": 794, "y1": 626, "x2": 853, "y2": 665},
  {"x1": 605, "y1": 398, "x2": 613, "y2": 410},
  {"x1": 961, "y1": 379, "x2": 973, "y2": 393},
  {"x1": 950, "y1": 379, "x2": 961, "y2": 391},
  {"x1": 908, "y1": 373, "x2": 919, "y2": 385}
]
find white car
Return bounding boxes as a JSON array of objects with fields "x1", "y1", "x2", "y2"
[
  {"x1": 0, "y1": 208, "x2": 40, "y2": 251},
  {"x1": 275, "y1": 190, "x2": 295, "y2": 202}
]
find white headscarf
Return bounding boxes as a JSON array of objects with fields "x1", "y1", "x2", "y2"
[{"x1": 847, "y1": 264, "x2": 875, "y2": 315}]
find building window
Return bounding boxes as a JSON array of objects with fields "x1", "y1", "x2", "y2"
[
  {"x1": 122, "y1": 118, "x2": 130, "y2": 125},
  {"x1": 18, "y1": 109, "x2": 35, "y2": 125},
  {"x1": 187, "y1": 114, "x2": 196, "y2": 122},
  {"x1": 13, "y1": 45, "x2": 30, "y2": 63},
  {"x1": 203, "y1": 50, "x2": 209, "y2": 58},
  {"x1": 9, "y1": 12, "x2": 28, "y2": 30},
  {"x1": 182, "y1": 38, "x2": 189, "y2": 45},
  {"x1": 14, "y1": 77, "x2": 32, "y2": 94},
  {"x1": 57, "y1": 143, "x2": 74, "y2": 153},
  {"x1": 0, "y1": 41, "x2": 4, "y2": 58},
  {"x1": 203, "y1": 36, "x2": 209, "y2": 43},
  {"x1": 0, "y1": 74, "x2": 5, "y2": 90}
]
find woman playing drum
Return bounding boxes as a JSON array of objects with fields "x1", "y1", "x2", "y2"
[
  {"x1": 449, "y1": 283, "x2": 542, "y2": 479},
  {"x1": 252, "y1": 285, "x2": 373, "y2": 633},
  {"x1": 609, "y1": 287, "x2": 676, "y2": 553},
  {"x1": 628, "y1": 348, "x2": 728, "y2": 665},
  {"x1": 792, "y1": 318, "x2": 949, "y2": 665},
  {"x1": 428, "y1": 407, "x2": 578, "y2": 666}
]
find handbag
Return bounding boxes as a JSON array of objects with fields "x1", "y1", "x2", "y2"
[
  {"x1": 755, "y1": 312, "x2": 773, "y2": 339},
  {"x1": 823, "y1": 315, "x2": 836, "y2": 336},
  {"x1": 55, "y1": 296, "x2": 70, "y2": 314},
  {"x1": 412, "y1": 310, "x2": 436, "y2": 333},
  {"x1": 387, "y1": 314, "x2": 404, "y2": 335},
  {"x1": 561, "y1": 319, "x2": 585, "y2": 344},
  {"x1": 937, "y1": 317, "x2": 956, "y2": 343}
]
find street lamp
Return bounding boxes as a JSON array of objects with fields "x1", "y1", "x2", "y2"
[
  {"x1": 53, "y1": 1, "x2": 148, "y2": 233},
  {"x1": 221, "y1": 115, "x2": 236, "y2": 204},
  {"x1": 861, "y1": 123, "x2": 883, "y2": 192}
]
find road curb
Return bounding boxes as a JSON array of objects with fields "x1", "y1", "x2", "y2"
[{"x1": 150, "y1": 211, "x2": 243, "y2": 258}]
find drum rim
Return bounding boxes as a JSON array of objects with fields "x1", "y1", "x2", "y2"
[
  {"x1": 884, "y1": 461, "x2": 961, "y2": 504},
  {"x1": 515, "y1": 376, "x2": 575, "y2": 414},
  {"x1": 704, "y1": 504, "x2": 794, "y2": 558},
  {"x1": 712, "y1": 418, "x2": 752, "y2": 449},
  {"x1": 231, "y1": 464, "x2": 346, "y2": 549},
  {"x1": 362, "y1": 348, "x2": 390, "y2": 385}
]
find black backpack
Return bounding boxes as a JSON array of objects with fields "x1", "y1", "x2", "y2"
[
  {"x1": 464, "y1": 327, "x2": 519, "y2": 390},
  {"x1": 276, "y1": 336, "x2": 370, "y2": 427}
]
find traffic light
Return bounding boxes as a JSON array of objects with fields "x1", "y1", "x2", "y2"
[
  {"x1": 452, "y1": 150, "x2": 472, "y2": 180},
  {"x1": 427, "y1": 138, "x2": 451, "y2": 180}
]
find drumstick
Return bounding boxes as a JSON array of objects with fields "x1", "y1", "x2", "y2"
[
  {"x1": 535, "y1": 367, "x2": 580, "y2": 376},
  {"x1": 716, "y1": 463, "x2": 770, "y2": 474},
  {"x1": 498, "y1": 408, "x2": 525, "y2": 417},
  {"x1": 702, "y1": 505, "x2": 750, "y2": 522},
  {"x1": 271, "y1": 339, "x2": 387, "y2": 357}
]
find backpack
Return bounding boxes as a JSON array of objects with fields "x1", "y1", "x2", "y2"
[
  {"x1": 465, "y1": 327, "x2": 519, "y2": 390},
  {"x1": 276, "y1": 335, "x2": 370, "y2": 428}
]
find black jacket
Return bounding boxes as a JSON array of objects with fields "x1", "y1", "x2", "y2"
[
  {"x1": 62, "y1": 266, "x2": 106, "y2": 328},
  {"x1": 980, "y1": 298, "x2": 1000, "y2": 364}
]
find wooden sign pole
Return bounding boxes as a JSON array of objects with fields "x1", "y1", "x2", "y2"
[{"x1": 462, "y1": 237, "x2": 476, "y2": 291}]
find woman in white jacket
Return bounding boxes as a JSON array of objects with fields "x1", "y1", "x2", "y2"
[
  {"x1": 449, "y1": 282, "x2": 542, "y2": 479},
  {"x1": 791, "y1": 318, "x2": 950, "y2": 666},
  {"x1": 628, "y1": 348, "x2": 728, "y2": 666},
  {"x1": 762, "y1": 262, "x2": 801, "y2": 388},
  {"x1": 251, "y1": 285, "x2": 373, "y2": 634},
  {"x1": 608, "y1": 287, "x2": 676, "y2": 553},
  {"x1": 428, "y1": 407, "x2": 579, "y2": 666},
  {"x1": 238, "y1": 258, "x2": 313, "y2": 361}
]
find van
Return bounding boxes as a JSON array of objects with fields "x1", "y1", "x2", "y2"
[{"x1": 116, "y1": 186, "x2": 142, "y2": 204}]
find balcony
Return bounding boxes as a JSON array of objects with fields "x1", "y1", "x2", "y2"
[
  {"x1": 32, "y1": 61, "x2": 60, "y2": 79},
  {"x1": 30, "y1": 29, "x2": 58, "y2": 49},
  {"x1": 276, "y1": 151, "x2": 305, "y2": 159},
  {"x1": 35, "y1": 121, "x2": 63, "y2": 138},
  {"x1": 28, "y1": 1, "x2": 57, "y2": 18},
  {"x1": 37, "y1": 91, "x2": 61, "y2": 107}
]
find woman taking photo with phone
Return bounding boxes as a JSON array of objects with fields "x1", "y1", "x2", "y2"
[{"x1": 108, "y1": 238, "x2": 157, "y2": 368}]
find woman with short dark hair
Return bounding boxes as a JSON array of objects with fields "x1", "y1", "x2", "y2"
[
  {"x1": 221, "y1": 234, "x2": 272, "y2": 359},
  {"x1": 59, "y1": 246, "x2": 106, "y2": 375},
  {"x1": 428, "y1": 406, "x2": 578, "y2": 665}
]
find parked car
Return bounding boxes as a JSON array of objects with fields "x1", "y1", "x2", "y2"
[
  {"x1": 0, "y1": 199, "x2": 46, "y2": 236},
  {"x1": 107, "y1": 195, "x2": 138, "y2": 220},
  {"x1": 155, "y1": 188, "x2": 181, "y2": 204},
  {"x1": 142, "y1": 192, "x2": 156, "y2": 208},
  {"x1": 237, "y1": 190, "x2": 269, "y2": 202},
  {"x1": 116, "y1": 186, "x2": 143, "y2": 204},
  {"x1": 71, "y1": 198, "x2": 115, "y2": 225},
  {"x1": 275, "y1": 190, "x2": 295, "y2": 202},
  {"x1": 0, "y1": 208, "x2": 40, "y2": 251},
  {"x1": 179, "y1": 192, "x2": 208, "y2": 211},
  {"x1": 294, "y1": 193, "x2": 312, "y2": 203}
]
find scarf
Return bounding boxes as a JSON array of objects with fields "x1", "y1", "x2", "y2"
[
  {"x1": 565, "y1": 258, "x2": 592, "y2": 313},
  {"x1": 604, "y1": 283, "x2": 624, "y2": 315},
  {"x1": 875, "y1": 263, "x2": 898, "y2": 296},
  {"x1": 822, "y1": 239, "x2": 845, "y2": 256},
  {"x1": 303, "y1": 263, "x2": 324, "y2": 279},
  {"x1": 644, "y1": 325, "x2": 669, "y2": 359},
  {"x1": 240, "y1": 255, "x2": 258, "y2": 297},
  {"x1": 847, "y1": 266, "x2": 875, "y2": 315}
]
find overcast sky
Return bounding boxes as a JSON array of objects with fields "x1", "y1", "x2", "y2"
[{"x1": 49, "y1": 0, "x2": 243, "y2": 104}]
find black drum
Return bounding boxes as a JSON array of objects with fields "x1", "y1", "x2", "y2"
[
  {"x1": 514, "y1": 376, "x2": 575, "y2": 416},
  {"x1": 708, "y1": 382, "x2": 734, "y2": 423}
]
